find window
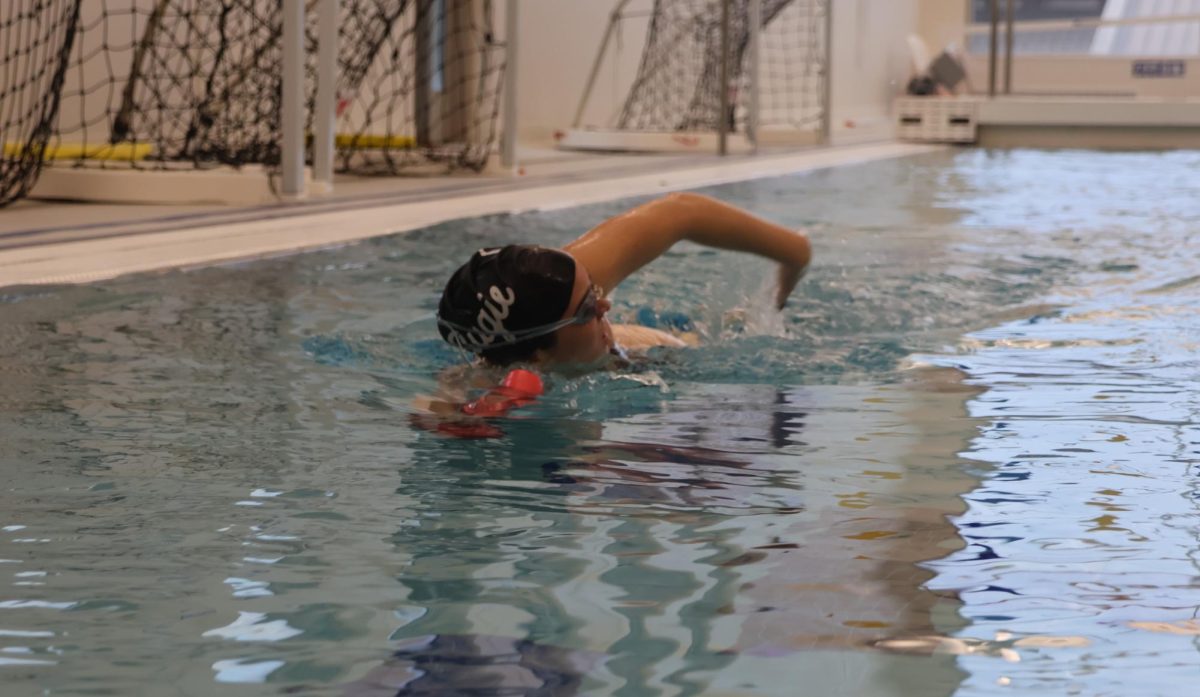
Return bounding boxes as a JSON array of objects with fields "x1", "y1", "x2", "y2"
[
  {"x1": 969, "y1": 0, "x2": 1106, "y2": 24},
  {"x1": 966, "y1": 0, "x2": 1200, "y2": 56}
]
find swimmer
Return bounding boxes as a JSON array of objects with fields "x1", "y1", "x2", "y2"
[{"x1": 436, "y1": 192, "x2": 811, "y2": 370}]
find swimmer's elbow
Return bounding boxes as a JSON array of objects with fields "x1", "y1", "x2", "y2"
[
  {"x1": 662, "y1": 191, "x2": 712, "y2": 206},
  {"x1": 651, "y1": 192, "x2": 721, "y2": 237},
  {"x1": 659, "y1": 192, "x2": 716, "y2": 219},
  {"x1": 795, "y1": 229, "x2": 813, "y2": 269}
]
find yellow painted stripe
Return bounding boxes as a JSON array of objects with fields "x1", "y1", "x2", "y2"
[
  {"x1": 3, "y1": 142, "x2": 154, "y2": 161},
  {"x1": 5, "y1": 135, "x2": 418, "y2": 160}
]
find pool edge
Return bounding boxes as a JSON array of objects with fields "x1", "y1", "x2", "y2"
[{"x1": 0, "y1": 142, "x2": 941, "y2": 289}]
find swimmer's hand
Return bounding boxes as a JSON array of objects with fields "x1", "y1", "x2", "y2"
[{"x1": 772, "y1": 226, "x2": 811, "y2": 309}]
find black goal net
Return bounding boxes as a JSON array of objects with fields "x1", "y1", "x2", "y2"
[
  {"x1": 0, "y1": 0, "x2": 505, "y2": 205},
  {"x1": 618, "y1": 0, "x2": 826, "y2": 135},
  {"x1": 0, "y1": 0, "x2": 80, "y2": 208},
  {"x1": 330, "y1": 0, "x2": 505, "y2": 174}
]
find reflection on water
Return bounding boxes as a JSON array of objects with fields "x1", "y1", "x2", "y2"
[
  {"x1": 918, "y1": 293, "x2": 1200, "y2": 694},
  {"x1": 382, "y1": 376, "x2": 977, "y2": 696},
  {"x1": 344, "y1": 634, "x2": 605, "y2": 696},
  {"x1": 1, "y1": 149, "x2": 1198, "y2": 695},
  {"x1": 908, "y1": 150, "x2": 1200, "y2": 695}
]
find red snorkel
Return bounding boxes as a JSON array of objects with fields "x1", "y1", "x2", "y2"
[
  {"x1": 461, "y1": 369, "x2": 544, "y2": 417},
  {"x1": 411, "y1": 369, "x2": 545, "y2": 440},
  {"x1": 421, "y1": 369, "x2": 543, "y2": 439}
]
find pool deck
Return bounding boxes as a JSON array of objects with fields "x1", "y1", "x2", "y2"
[{"x1": 0, "y1": 140, "x2": 938, "y2": 290}]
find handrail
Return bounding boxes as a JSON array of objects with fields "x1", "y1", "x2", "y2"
[
  {"x1": 965, "y1": 12, "x2": 1200, "y2": 35},
  {"x1": 988, "y1": 0, "x2": 999, "y2": 97},
  {"x1": 1004, "y1": 0, "x2": 1014, "y2": 94},
  {"x1": 981, "y1": 4, "x2": 1200, "y2": 99}
]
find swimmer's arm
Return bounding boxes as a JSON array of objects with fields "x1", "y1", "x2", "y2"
[
  {"x1": 563, "y1": 192, "x2": 811, "y2": 309},
  {"x1": 612, "y1": 323, "x2": 694, "y2": 350}
]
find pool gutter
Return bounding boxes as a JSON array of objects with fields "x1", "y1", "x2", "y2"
[{"x1": 0, "y1": 142, "x2": 939, "y2": 289}]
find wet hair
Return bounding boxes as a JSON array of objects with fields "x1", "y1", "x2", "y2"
[{"x1": 437, "y1": 245, "x2": 576, "y2": 366}]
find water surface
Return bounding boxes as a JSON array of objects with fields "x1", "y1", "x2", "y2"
[{"x1": 1, "y1": 149, "x2": 1198, "y2": 696}]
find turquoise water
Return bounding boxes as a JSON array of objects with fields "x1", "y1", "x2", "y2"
[{"x1": 1, "y1": 149, "x2": 1198, "y2": 695}]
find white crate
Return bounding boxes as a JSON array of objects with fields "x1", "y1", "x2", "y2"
[{"x1": 895, "y1": 97, "x2": 979, "y2": 143}]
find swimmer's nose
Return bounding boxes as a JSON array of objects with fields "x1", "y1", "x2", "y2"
[{"x1": 597, "y1": 298, "x2": 612, "y2": 318}]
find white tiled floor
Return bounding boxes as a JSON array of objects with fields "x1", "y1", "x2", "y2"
[{"x1": 0, "y1": 141, "x2": 938, "y2": 289}]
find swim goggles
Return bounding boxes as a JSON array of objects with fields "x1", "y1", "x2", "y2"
[{"x1": 438, "y1": 284, "x2": 601, "y2": 352}]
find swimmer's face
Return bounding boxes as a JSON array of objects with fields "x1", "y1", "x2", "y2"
[{"x1": 537, "y1": 258, "x2": 613, "y2": 366}]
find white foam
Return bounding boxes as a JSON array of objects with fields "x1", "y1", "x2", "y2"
[
  {"x1": 212, "y1": 658, "x2": 285, "y2": 683},
  {"x1": 223, "y1": 577, "x2": 273, "y2": 599},
  {"x1": 203, "y1": 612, "x2": 301, "y2": 642},
  {"x1": 0, "y1": 630, "x2": 54, "y2": 638},
  {"x1": 0, "y1": 656, "x2": 55, "y2": 666},
  {"x1": 250, "y1": 489, "x2": 283, "y2": 498},
  {"x1": 0, "y1": 600, "x2": 75, "y2": 610}
]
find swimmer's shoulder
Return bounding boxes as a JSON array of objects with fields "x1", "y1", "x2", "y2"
[{"x1": 612, "y1": 323, "x2": 698, "y2": 350}]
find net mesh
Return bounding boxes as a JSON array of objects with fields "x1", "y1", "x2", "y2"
[
  {"x1": 3, "y1": 0, "x2": 503, "y2": 196},
  {"x1": 0, "y1": 0, "x2": 80, "y2": 207},
  {"x1": 618, "y1": 0, "x2": 826, "y2": 134},
  {"x1": 331, "y1": 0, "x2": 505, "y2": 174},
  {"x1": 49, "y1": 2, "x2": 292, "y2": 172}
]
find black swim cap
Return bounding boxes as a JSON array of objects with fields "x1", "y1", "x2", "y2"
[{"x1": 437, "y1": 245, "x2": 576, "y2": 362}]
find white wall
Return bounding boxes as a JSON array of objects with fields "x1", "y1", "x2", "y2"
[
  {"x1": 918, "y1": 0, "x2": 968, "y2": 58},
  {"x1": 826, "y1": 0, "x2": 920, "y2": 145},
  {"x1": 503, "y1": 0, "x2": 654, "y2": 143}
]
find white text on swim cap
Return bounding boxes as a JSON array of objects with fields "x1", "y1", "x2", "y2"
[
  {"x1": 475, "y1": 285, "x2": 515, "y2": 337},
  {"x1": 443, "y1": 285, "x2": 518, "y2": 352}
]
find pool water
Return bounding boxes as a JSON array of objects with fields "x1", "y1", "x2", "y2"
[{"x1": 1, "y1": 149, "x2": 1198, "y2": 696}]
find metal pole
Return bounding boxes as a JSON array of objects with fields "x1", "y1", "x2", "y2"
[
  {"x1": 1003, "y1": 0, "x2": 1015, "y2": 94},
  {"x1": 718, "y1": 0, "x2": 730, "y2": 156},
  {"x1": 501, "y1": 0, "x2": 518, "y2": 169},
  {"x1": 987, "y1": 0, "x2": 999, "y2": 98},
  {"x1": 748, "y1": 0, "x2": 761, "y2": 153},
  {"x1": 281, "y1": 0, "x2": 305, "y2": 197},
  {"x1": 572, "y1": 0, "x2": 634, "y2": 128},
  {"x1": 820, "y1": 0, "x2": 831, "y2": 145},
  {"x1": 313, "y1": 0, "x2": 338, "y2": 194}
]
